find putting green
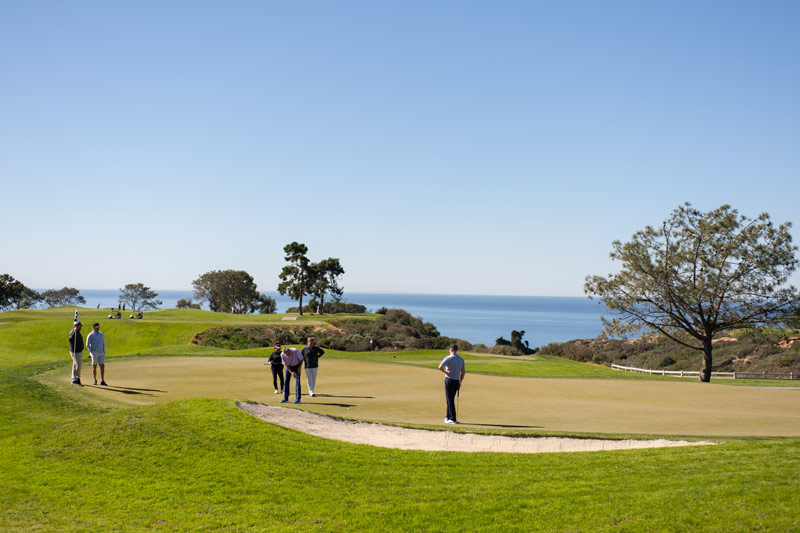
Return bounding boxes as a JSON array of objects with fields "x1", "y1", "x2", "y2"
[{"x1": 43, "y1": 356, "x2": 800, "y2": 437}]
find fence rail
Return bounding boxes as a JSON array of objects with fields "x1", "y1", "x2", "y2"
[{"x1": 609, "y1": 363, "x2": 797, "y2": 380}]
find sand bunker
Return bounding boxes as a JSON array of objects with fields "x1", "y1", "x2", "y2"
[{"x1": 237, "y1": 402, "x2": 713, "y2": 454}]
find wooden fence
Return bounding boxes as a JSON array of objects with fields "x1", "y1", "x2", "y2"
[{"x1": 610, "y1": 363, "x2": 798, "y2": 380}]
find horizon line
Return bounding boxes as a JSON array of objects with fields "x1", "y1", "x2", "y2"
[{"x1": 70, "y1": 288, "x2": 588, "y2": 299}]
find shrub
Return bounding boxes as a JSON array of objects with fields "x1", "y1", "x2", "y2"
[
  {"x1": 176, "y1": 298, "x2": 201, "y2": 309},
  {"x1": 193, "y1": 308, "x2": 469, "y2": 353},
  {"x1": 489, "y1": 345, "x2": 524, "y2": 356},
  {"x1": 660, "y1": 356, "x2": 677, "y2": 367},
  {"x1": 323, "y1": 302, "x2": 367, "y2": 314}
]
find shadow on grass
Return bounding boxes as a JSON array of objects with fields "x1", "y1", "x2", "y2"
[
  {"x1": 86, "y1": 385, "x2": 166, "y2": 396},
  {"x1": 311, "y1": 394, "x2": 374, "y2": 399},
  {"x1": 304, "y1": 402, "x2": 357, "y2": 408},
  {"x1": 465, "y1": 422, "x2": 544, "y2": 429}
]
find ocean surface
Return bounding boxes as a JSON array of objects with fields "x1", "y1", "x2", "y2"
[{"x1": 79, "y1": 289, "x2": 606, "y2": 347}]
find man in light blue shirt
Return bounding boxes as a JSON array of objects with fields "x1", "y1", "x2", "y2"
[
  {"x1": 85, "y1": 322, "x2": 107, "y2": 386},
  {"x1": 438, "y1": 344, "x2": 466, "y2": 424}
]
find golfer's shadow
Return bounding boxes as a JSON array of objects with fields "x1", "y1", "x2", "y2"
[
  {"x1": 465, "y1": 423, "x2": 544, "y2": 429},
  {"x1": 97, "y1": 386, "x2": 167, "y2": 396},
  {"x1": 310, "y1": 394, "x2": 374, "y2": 399},
  {"x1": 306, "y1": 402, "x2": 357, "y2": 408}
]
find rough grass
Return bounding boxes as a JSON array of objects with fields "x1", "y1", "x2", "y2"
[{"x1": 1, "y1": 399, "x2": 798, "y2": 531}]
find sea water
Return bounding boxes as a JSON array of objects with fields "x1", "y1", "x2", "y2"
[{"x1": 79, "y1": 289, "x2": 605, "y2": 346}]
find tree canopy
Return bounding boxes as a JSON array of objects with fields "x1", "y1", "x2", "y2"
[
  {"x1": 277, "y1": 242, "x2": 312, "y2": 316},
  {"x1": 176, "y1": 298, "x2": 201, "y2": 310},
  {"x1": 310, "y1": 258, "x2": 345, "y2": 314},
  {"x1": 40, "y1": 287, "x2": 86, "y2": 308},
  {"x1": 119, "y1": 283, "x2": 162, "y2": 312},
  {"x1": 192, "y1": 270, "x2": 259, "y2": 314},
  {"x1": 251, "y1": 293, "x2": 277, "y2": 314},
  {"x1": 0, "y1": 274, "x2": 38, "y2": 311},
  {"x1": 585, "y1": 203, "x2": 800, "y2": 382}
]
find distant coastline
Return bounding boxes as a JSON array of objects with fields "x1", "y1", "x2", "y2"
[{"x1": 76, "y1": 289, "x2": 605, "y2": 346}]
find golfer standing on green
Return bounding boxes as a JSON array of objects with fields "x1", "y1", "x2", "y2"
[
  {"x1": 68, "y1": 322, "x2": 84, "y2": 386},
  {"x1": 438, "y1": 343, "x2": 465, "y2": 424},
  {"x1": 86, "y1": 322, "x2": 107, "y2": 386}
]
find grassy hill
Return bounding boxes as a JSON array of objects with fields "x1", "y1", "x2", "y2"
[
  {"x1": 541, "y1": 328, "x2": 800, "y2": 376},
  {"x1": 1, "y1": 308, "x2": 799, "y2": 531}
]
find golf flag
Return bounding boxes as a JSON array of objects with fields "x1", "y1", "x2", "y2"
[{"x1": 74, "y1": 309, "x2": 79, "y2": 325}]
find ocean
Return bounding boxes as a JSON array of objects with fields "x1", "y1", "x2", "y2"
[{"x1": 79, "y1": 289, "x2": 606, "y2": 347}]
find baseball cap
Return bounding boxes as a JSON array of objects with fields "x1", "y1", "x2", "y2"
[{"x1": 450, "y1": 343, "x2": 458, "y2": 350}]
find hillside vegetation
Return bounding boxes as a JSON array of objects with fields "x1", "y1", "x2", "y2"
[
  {"x1": 541, "y1": 328, "x2": 800, "y2": 375},
  {"x1": 193, "y1": 308, "x2": 474, "y2": 352}
]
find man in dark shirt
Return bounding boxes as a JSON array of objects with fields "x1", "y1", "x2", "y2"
[
  {"x1": 301, "y1": 337, "x2": 325, "y2": 397},
  {"x1": 68, "y1": 322, "x2": 84, "y2": 386},
  {"x1": 267, "y1": 342, "x2": 284, "y2": 394}
]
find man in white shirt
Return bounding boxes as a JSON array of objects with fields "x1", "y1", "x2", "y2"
[{"x1": 85, "y1": 322, "x2": 107, "y2": 386}]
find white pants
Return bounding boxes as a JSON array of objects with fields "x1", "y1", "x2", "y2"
[
  {"x1": 70, "y1": 351, "x2": 82, "y2": 381},
  {"x1": 305, "y1": 367, "x2": 318, "y2": 394}
]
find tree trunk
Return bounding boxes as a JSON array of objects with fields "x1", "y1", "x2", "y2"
[
  {"x1": 298, "y1": 293, "x2": 303, "y2": 316},
  {"x1": 699, "y1": 338, "x2": 713, "y2": 382},
  {"x1": 320, "y1": 293, "x2": 325, "y2": 314}
]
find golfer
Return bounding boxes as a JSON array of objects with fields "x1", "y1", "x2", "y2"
[
  {"x1": 85, "y1": 322, "x2": 107, "y2": 386},
  {"x1": 68, "y1": 322, "x2": 84, "y2": 386},
  {"x1": 280, "y1": 346, "x2": 304, "y2": 404},
  {"x1": 438, "y1": 343, "x2": 466, "y2": 424},
  {"x1": 301, "y1": 337, "x2": 324, "y2": 397},
  {"x1": 268, "y1": 342, "x2": 284, "y2": 393}
]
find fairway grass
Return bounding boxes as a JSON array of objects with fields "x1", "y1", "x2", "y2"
[
  {"x1": 2, "y1": 308, "x2": 800, "y2": 531},
  {"x1": 2, "y1": 399, "x2": 798, "y2": 531}
]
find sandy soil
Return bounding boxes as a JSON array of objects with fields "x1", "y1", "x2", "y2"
[{"x1": 237, "y1": 402, "x2": 713, "y2": 454}]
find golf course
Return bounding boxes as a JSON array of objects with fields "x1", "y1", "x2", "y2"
[{"x1": 2, "y1": 307, "x2": 799, "y2": 531}]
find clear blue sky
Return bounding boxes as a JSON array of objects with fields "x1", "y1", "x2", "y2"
[{"x1": 2, "y1": 1, "x2": 798, "y2": 296}]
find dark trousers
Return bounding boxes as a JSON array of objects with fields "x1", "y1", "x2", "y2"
[
  {"x1": 271, "y1": 365, "x2": 284, "y2": 391},
  {"x1": 444, "y1": 377, "x2": 460, "y2": 421},
  {"x1": 284, "y1": 364, "x2": 302, "y2": 401}
]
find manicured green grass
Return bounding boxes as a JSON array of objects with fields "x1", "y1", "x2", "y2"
[
  {"x1": 1, "y1": 398, "x2": 798, "y2": 531},
  {"x1": 2, "y1": 308, "x2": 799, "y2": 531}
]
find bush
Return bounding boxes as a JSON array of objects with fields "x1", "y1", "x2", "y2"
[
  {"x1": 660, "y1": 356, "x2": 677, "y2": 367},
  {"x1": 193, "y1": 308, "x2": 470, "y2": 353},
  {"x1": 323, "y1": 302, "x2": 367, "y2": 314},
  {"x1": 176, "y1": 298, "x2": 201, "y2": 310},
  {"x1": 489, "y1": 345, "x2": 524, "y2": 356},
  {"x1": 192, "y1": 325, "x2": 317, "y2": 349}
]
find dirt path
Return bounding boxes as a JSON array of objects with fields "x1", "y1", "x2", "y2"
[{"x1": 237, "y1": 402, "x2": 713, "y2": 453}]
